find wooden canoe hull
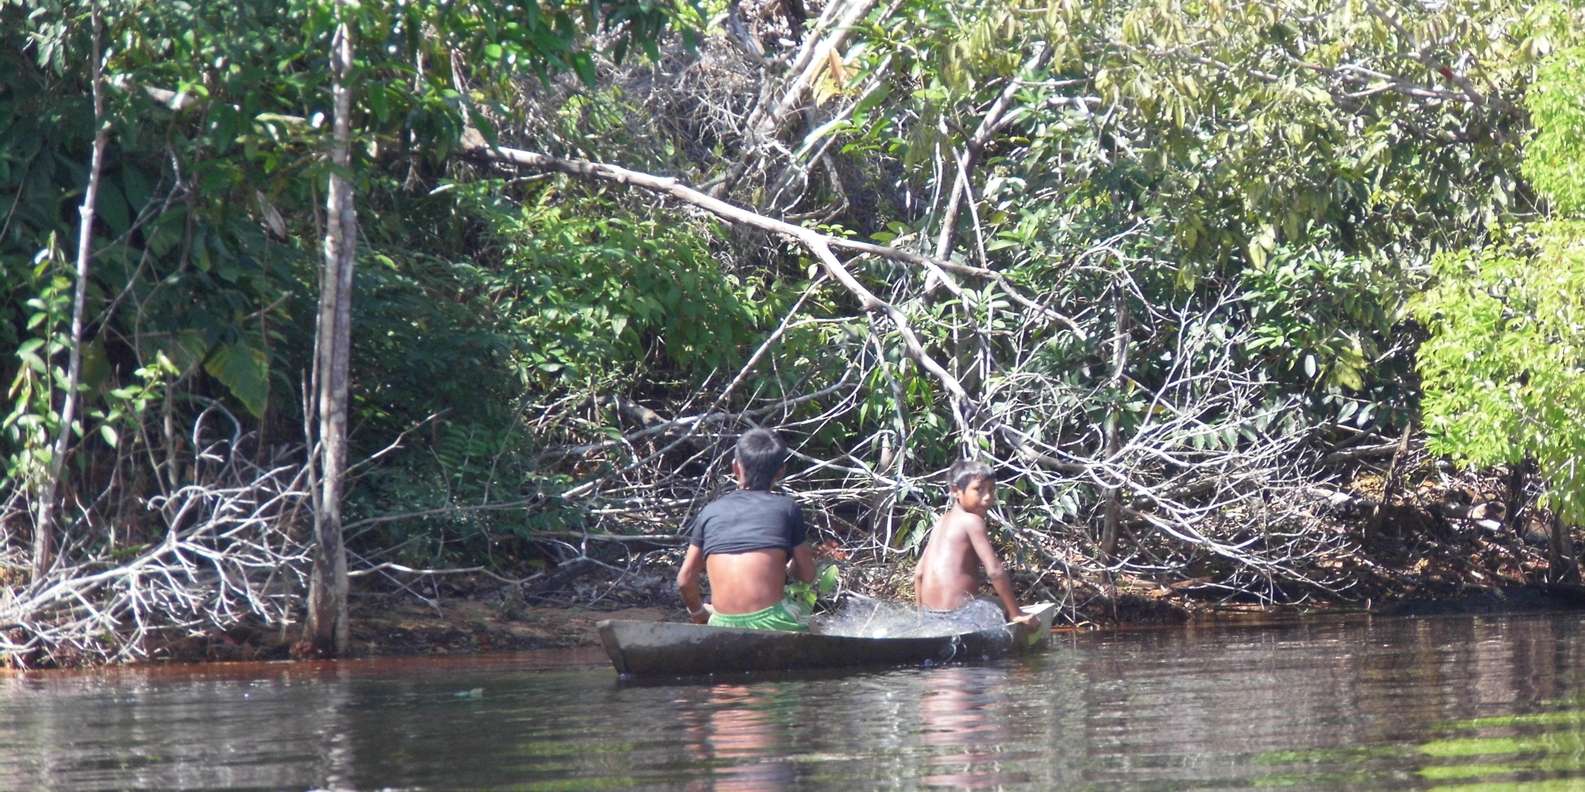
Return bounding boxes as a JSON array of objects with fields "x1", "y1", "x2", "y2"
[{"x1": 598, "y1": 602, "x2": 1056, "y2": 677}]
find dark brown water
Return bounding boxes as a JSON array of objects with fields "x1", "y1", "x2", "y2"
[{"x1": 4, "y1": 613, "x2": 1585, "y2": 789}]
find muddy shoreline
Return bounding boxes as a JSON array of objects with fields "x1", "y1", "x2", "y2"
[
  {"x1": 85, "y1": 464, "x2": 1585, "y2": 666},
  {"x1": 170, "y1": 567, "x2": 1585, "y2": 665}
]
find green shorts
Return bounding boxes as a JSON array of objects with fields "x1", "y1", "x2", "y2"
[{"x1": 707, "y1": 600, "x2": 810, "y2": 632}]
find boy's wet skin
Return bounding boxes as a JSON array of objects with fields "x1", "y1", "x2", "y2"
[
  {"x1": 702, "y1": 547, "x2": 801, "y2": 616},
  {"x1": 914, "y1": 461, "x2": 1036, "y2": 631}
]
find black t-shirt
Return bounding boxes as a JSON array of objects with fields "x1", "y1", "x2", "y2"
[{"x1": 687, "y1": 490, "x2": 807, "y2": 557}]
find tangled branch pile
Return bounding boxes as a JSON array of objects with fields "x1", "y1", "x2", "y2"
[
  {"x1": 1, "y1": 409, "x2": 310, "y2": 665},
  {"x1": 462, "y1": 0, "x2": 1564, "y2": 604}
]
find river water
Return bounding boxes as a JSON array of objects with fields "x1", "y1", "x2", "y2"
[{"x1": 4, "y1": 612, "x2": 1585, "y2": 789}]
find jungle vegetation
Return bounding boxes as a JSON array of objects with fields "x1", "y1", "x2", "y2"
[{"x1": 3, "y1": 0, "x2": 1584, "y2": 665}]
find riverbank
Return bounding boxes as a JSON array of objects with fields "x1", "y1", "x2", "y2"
[
  {"x1": 162, "y1": 597, "x2": 666, "y2": 662},
  {"x1": 181, "y1": 532, "x2": 1582, "y2": 663},
  {"x1": 130, "y1": 461, "x2": 1585, "y2": 664}
]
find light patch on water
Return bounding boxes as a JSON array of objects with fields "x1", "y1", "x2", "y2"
[
  {"x1": 1257, "y1": 702, "x2": 1585, "y2": 789},
  {"x1": 812, "y1": 597, "x2": 1005, "y2": 638}
]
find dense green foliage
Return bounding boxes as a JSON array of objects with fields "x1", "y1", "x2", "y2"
[
  {"x1": 2, "y1": 0, "x2": 712, "y2": 551},
  {"x1": 7, "y1": 0, "x2": 1585, "y2": 625},
  {"x1": 1416, "y1": 44, "x2": 1585, "y2": 525}
]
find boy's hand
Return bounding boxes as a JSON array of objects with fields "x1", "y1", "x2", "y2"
[{"x1": 688, "y1": 603, "x2": 714, "y2": 624}]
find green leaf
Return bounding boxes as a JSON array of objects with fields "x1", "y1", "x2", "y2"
[
  {"x1": 1335, "y1": 366, "x2": 1364, "y2": 391},
  {"x1": 162, "y1": 331, "x2": 211, "y2": 377},
  {"x1": 1248, "y1": 241, "x2": 1267, "y2": 270},
  {"x1": 570, "y1": 52, "x2": 597, "y2": 87},
  {"x1": 120, "y1": 166, "x2": 153, "y2": 212},
  {"x1": 368, "y1": 84, "x2": 390, "y2": 123},
  {"x1": 204, "y1": 341, "x2": 270, "y2": 418},
  {"x1": 97, "y1": 180, "x2": 131, "y2": 237},
  {"x1": 18, "y1": 347, "x2": 46, "y2": 374},
  {"x1": 817, "y1": 562, "x2": 840, "y2": 595},
  {"x1": 897, "y1": 517, "x2": 931, "y2": 551}
]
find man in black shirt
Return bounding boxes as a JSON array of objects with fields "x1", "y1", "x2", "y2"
[{"x1": 676, "y1": 429, "x2": 815, "y2": 631}]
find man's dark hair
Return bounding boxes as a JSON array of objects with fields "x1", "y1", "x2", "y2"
[
  {"x1": 947, "y1": 459, "x2": 995, "y2": 491},
  {"x1": 735, "y1": 428, "x2": 788, "y2": 490}
]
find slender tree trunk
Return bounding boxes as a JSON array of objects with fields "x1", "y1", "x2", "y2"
[
  {"x1": 1503, "y1": 459, "x2": 1531, "y2": 537},
  {"x1": 1550, "y1": 512, "x2": 1578, "y2": 585},
  {"x1": 305, "y1": 9, "x2": 356, "y2": 656},
  {"x1": 1365, "y1": 422, "x2": 1414, "y2": 544},
  {"x1": 33, "y1": 5, "x2": 108, "y2": 584},
  {"x1": 1101, "y1": 284, "x2": 1128, "y2": 557}
]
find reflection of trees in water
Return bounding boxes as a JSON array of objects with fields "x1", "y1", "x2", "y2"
[
  {"x1": 1356, "y1": 616, "x2": 1585, "y2": 738},
  {"x1": 7, "y1": 616, "x2": 1585, "y2": 788},
  {"x1": 0, "y1": 665, "x2": 356, "y2": 789},
  {"x1": 1073, "y1": 614, "x2": 1585, "y2": 786}
]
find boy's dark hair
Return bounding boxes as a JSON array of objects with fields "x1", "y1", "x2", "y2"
[
  {"x1": 947, "y1": 459, "x2": 995, "y2": 491},
  {"x1": 735, "y1": 428, "x2": 788, "y2": 490}
]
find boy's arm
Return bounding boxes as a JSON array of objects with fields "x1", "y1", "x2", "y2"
[
  {"x1": 676, "y1": 544, "x2": 710, "y2": 624},
  {"x1": 784, "y1": 501, "x2": 815, "y2": 584},
  {"x1": 787, "y1": 542, "x2": 816, "y2": 583},
  {"x1": 914, "y1": 525, "x2": 937, "y2": 606},
  {"x1": 965, "y1": 520, "x2": 1029, "y2": 623}
]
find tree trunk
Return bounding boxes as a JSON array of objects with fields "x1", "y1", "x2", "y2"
[
  {"x1": 1503, "y1": 459, "x2": 1531, "y2": 537},
  {"x1": 1550, "y1": 511, "x2": 1578, "y2": 585},
  {"x1": 1101, "y1": 284, "x2": 1128, "y2": 557},
  {"x1": 1365, "y1": 422, "x2": 1414, "y2": 543},
  {"x1": 33, "y1": 5, "x2": 108, "y2": 584},
  {"x1": 305, "y1": 9, "x2": 356, "y2": 656}
]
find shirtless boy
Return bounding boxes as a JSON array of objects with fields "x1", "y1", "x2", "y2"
[
  {"x1": 914, "y1": 459, "x2": 1035, "y2": 629},
  {"x1": 676, "y1": 428, "x2": 816, "y2": 631}
]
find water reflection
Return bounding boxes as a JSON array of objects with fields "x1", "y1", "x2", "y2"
[
  {"x1": 680, "y1": 683, "x2": 797, "y2": 791},
  {"x1": 916, "y1": 666, "x2": 1027, "y2": 788},
  {"x1": 2, "y1": 613, "x2": 1585, "y2": 788},
  {"x1": 0, "y1": 664, "x2": 358, "y2": 789}
]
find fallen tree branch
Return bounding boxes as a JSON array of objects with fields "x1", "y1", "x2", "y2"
[
  {"x1": 463, "y1": 141, "x2": 976, "y2": 416},
  {"x1": 343, "y1": 496, "x2": 547, "y2": 537},
  {"x1": 1319, "y1": 441, "x2": 1401, "y2": 466},
  {"x1": 1, "y1": 410, "x2": 311, "y2": 667}
]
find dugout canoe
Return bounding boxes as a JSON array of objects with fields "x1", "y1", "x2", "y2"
[{"x1": 597, "y1": 602, "x2": 1057, "y2": 677}]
